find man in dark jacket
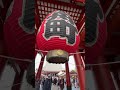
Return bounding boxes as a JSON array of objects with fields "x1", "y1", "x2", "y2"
[
  {"x1": 35, "y1": 79, "x2": 40, "y2": 90},
  {"x1": 43, "y1": 76, "x2": 52, "y2": 90}
]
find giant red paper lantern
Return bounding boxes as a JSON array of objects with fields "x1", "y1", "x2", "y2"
[
  {"x1": 85, "y1": 0, "x2": 107, "y2": 64},
  {"x1": 36, "y1": 11, "x2": 80, "y2": 63},
  {"x1": 3, "y1": 0, "x2": 35, "y2": 69}
]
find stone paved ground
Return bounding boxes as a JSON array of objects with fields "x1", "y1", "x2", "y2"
[
  {"x1": 39, "y1": 84, "x2": 80, "y2": 90},
  {"x1": 64, "y1": 86, "x2": 80, "y2": 90}
]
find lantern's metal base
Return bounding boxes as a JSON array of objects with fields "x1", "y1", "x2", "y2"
[
  {"x1": 47, "y1": 57, "x2": 67, "y2": 64},
  {"x1": 46, "y1": 49, "x2": 69, "y2": 64}
]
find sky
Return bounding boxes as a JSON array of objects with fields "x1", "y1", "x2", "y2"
[{"x1": 35, "y1": 53, "x2": 76, "y2": 71}]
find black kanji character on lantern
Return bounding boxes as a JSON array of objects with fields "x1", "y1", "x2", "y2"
[
  {"x1": 44, "y1": 11, "x2": 78, "y2": 45},
  {"x1": 85, "y1": 0, "x2": 104, "y2": 46},
  {"x1": 47, "y1": 11, "x2": 75, "y2": 26}
]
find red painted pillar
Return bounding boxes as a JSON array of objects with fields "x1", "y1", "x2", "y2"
[
  {"x1": 92, "y1": 57, "x2": 116, "y2": 90},
  {"x1": 74, "y1": 53, "x2": 85, "y2": 90},
  {"x1": 35, "y1": 55, "x2": 45, "y2": 80},
  {"x1": 11, "y1": 69, "x2": 24, "y2": 90},
  {"x1": 65, "y1": 62, "x2": 71, "y2": 90}
]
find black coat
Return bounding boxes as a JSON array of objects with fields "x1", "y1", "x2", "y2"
[{"x1": 43, "y1": 78, "x2": 52, "y2": 90}]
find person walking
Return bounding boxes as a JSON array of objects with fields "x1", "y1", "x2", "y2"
[
  {"x1": 76, "y1": 77, "x2": 79, "y2": 88},
  {"x1": 57, "y1": 77, "x2": 61, "y2": 90},
  {"x1": 53, "y1": 77, "x2": 57, "y2": 85},
  {"x1": 72, "y1": 78, "x2": 76, "y2": 88},
  {"x1": 43, "y1": 76, "x2": 52, "y2": 90},
  {"x1": 42, "y1": 77, "x2": 45, "y2": 90},
  {"x1": 59, "y1": 78, "x2": 64, "y2": 90},
  {"x1": 35, "y1": 79, "x2": 40, "y2": 90}
]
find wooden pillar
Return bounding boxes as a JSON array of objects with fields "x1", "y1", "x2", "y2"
[
  {"x1": 35, "y1": 55, "x2": 45, "y2": 80},
  {"x1": 11, "y1": 69, "x2": 24, "y2": 90},
  {"x1": 74, "y1": 53, "x2": 85, "y2": 90},
  {"x1": 0, "y1": 60, "x2": 6, "y2": 79},
  {"x1": 112, "y1": 70, "x2": 120, "y2": 89},
  {"x1": 92, "y1": 57, "x2": 116, "y2": 90},
  {"x1": 65, "y1": 62, "x2": 72, "y2": 90},
  {"x1": 111, "y1": 56, "x2": 120, "y2": 89},
  {"x1": 0, "y1": 40, "x2": 7, "y2": 79}
]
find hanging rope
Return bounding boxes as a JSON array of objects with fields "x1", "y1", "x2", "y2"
[
  {"x1": 0, "y1": 55, "x2": 32, "y2": 62},
  {"x1": 86, "y1": 61, "x2": 120, "y2": 67},
  {"x1": 34, "y1": 59, "x2": 120, "y2": 67},
  {"x1": 0, "y1": 54, "x2": 120, "y2": 66},
  {"x1": 35, "y1": 49, "x2": 85, "y2": 55},
  {"x1": 35, "y1": 49, "x2": 48, "y2": 53}
]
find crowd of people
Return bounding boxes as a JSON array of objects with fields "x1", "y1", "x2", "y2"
[
  {"x1": 72, "y1": 77, "x2": 79, "y2": 88},
  {"x1": 35, "y1": 74, "x2": 65, "y2": 90},
  {"x1": 35, "y1": 74, "x2": 79, "y2": 90}
]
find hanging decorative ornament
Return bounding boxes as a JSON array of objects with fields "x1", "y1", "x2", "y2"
[
  {"x1": 85, "y1": 0, "x2": 107, "y2": 64},
  {"x1": 3, "y1": 0, "x2": 35, "y2": 69},
  {"x1": 36, "y1": 11, "x2": 80, "y2": 63}
]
